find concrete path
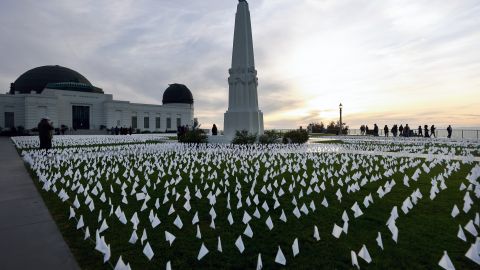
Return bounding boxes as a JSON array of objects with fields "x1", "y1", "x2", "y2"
[{"x1": 0, "y1": 137, "x2": 79, "y2": 270}]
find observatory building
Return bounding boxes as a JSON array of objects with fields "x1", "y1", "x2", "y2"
[{"x1": 0, "y1": 65, "x2": 194, "y2": 132}]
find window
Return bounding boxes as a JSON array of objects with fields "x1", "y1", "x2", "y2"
[
  {"x1": 176, "y1": 117, "x2": 181, "y2": 128},
  {"x1": 155, "y1": 117, "x2": 160, "y2": 129},
  {"x1": 4, "y1": 112, "x2": 14, "y2": 128},
  {"x1": 132, "y1": 116, "x2": 137, "y2": 129},
  {"x1": 166, "y1": 118, "x2": 171, "y2": 129},
  {"x1": 144, "y1": 117, "x2": 149, "y2": 129}
]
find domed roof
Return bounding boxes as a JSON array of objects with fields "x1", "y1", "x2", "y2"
[
  {"x1": 162, "y1": 83, "x2": 194, "y2": 105},
  {"x1": 10, "y1": 65, "x2": 103, "y2": 94}
]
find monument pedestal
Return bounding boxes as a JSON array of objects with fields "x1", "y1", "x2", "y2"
[{"x1": 224, "y1": 110, "x2": 264, "y2": 137}]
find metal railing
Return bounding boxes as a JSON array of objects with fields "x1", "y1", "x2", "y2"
[{"x1": 346, "y1": 128, "x2": 479, "y2": 140}]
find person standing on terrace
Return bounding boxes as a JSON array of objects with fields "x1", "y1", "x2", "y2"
[{"x1": 38, "y1": 117, "x2": 54, "y2": 152}]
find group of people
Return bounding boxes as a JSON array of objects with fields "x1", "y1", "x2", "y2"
[
  {"x1": 360, "y1": 124, "x2": 453, "y2": 138},
  {"x1": 110, "y1": 126, "x2": 133, "y2": 135}
]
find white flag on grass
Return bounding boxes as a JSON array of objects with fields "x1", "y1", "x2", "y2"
[
  {"x1": 217, "y1": 236, "x2": 222, "y2": 252},
  {"x1": 192, "y1": 212, "x2": 199, "y2": 225},
  {"x1": 235, "y1": 236, "x2": 245, "y2": 253},
  {"x1": 275, "y1": 246, "x2": 286, "y2": 265},
  {"x1": 313, "y1": 225, "x2": 320, "y2": 241},
  {"x1": 292, "y1": 238, "x2": 299, "y2": 257},
  {"x1": 358, "y1": 245, "x2": 372, "y2": 263},
  {"x1": 457, "y1": 226, "x2": 466, "y2": 242},
  {"x1": 197, "y1": 243, "x2": 209, "y2": 260},
  {"x1": 332, "y1": 223, "x2": 343, "y2": 239},
  {"x1": 99, "y1": 219, "x2": 109, "y2": 233},
  {"x1": 128, "y1": 230, "x2": 138, "y2": 244},
  {"x1": 266, "y1": 216, "x2": 274, "y2": 231},
  {"x1": 464, "y1": 220, "x2": 478, "y2": 237},
  {"x1": 351, "y1": 251, "x2": 360, "y2": 269},
  {"x1": 196, "y1": 225, "x2": 202, "y2": 239},
  {"x1": 243, "y1": 211, "x2": 252, "y2": 224},
  {"x1": 84, "y1": 227, "x2": 90, "y2": 240},
  {"x1": 244, "y1": 224, "x2": 253, "y2": 238},
  {"x1": 165, "y1": 231, "x2": 176, "y2": 246},
  {"x1": 256, "y1": 253, "x2": 263, "y2": 270},
  {"x1": 451, "y1": 205, "x2": 459, "y2": 218},
  {"x1": 143, "y1": 242, "x2": 154, "y2": 261},
  {"x1": 464, "y1": 242, "x2": 480, "y2": 265},
  {"x1": 438, "y1": 251, "x2": 455, "y2": 270},
  {"x1": 376, "y1": 232, "x2": 383, "y2": 250},
  {"x1": 77, "y1": 215, "x2": 84, "y2": 230}
]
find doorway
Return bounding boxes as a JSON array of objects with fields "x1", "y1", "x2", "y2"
[{"x1": 72, "y1": 105, "x2": 90, "y2": 129}]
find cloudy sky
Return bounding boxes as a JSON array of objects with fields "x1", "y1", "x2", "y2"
[{"x1": 1, "y1": 0, "x2": 479, "y2": 129}]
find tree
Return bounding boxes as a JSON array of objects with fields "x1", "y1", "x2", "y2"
[
  {"x1": 325, "y1": 121, "x2": 349, "y2": 135},
  {"x1": 282, "y1": 129, "x2": 309, "y2": 144},
  {"x1": 232, "y1": 130, "x2": 257, "y2": 144},
  {"x1": 308, "y1": 122, "x2": 325, "y2": 133}
]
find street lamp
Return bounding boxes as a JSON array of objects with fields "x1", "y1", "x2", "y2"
[{"x1": 339, "y1": 103, "x2": 343, "y2": 135}]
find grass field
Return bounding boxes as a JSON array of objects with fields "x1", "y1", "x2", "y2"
[{"x1": 17, "y1": 138, "x2": 480, "y2": 269}]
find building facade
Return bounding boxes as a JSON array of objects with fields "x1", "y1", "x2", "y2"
[{"x1": 0, "y1": 65, "x2": 194, "y2": 132}]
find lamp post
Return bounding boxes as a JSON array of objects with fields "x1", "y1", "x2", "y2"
[{"x1": 339, "y1": 103, "x2": 343, "y2": 135}]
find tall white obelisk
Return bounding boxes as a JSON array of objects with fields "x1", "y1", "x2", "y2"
[{"x1": 224, "y1": 0, "x2": 264, "y2": 138}]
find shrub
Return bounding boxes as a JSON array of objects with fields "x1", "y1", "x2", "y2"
[
  {"x1": 141, "y1": 130, "x2": 151, "y2": 134},
  {"x1": 232, "y1": 130, "x2": 257, "y2": 144},
  {"x1": 259, "y1": 130, "x2": 281, "y2": 144},
  {"x1": 179, "y1": 129, "x2": 208, "y2": 144},
  {"x1": 282, "y1": 129, "x2": 309, "y2": 144}
]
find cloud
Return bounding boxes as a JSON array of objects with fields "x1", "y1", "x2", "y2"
[{"x1": 0, "y1": 0, "x2": 479, "y2": 129}]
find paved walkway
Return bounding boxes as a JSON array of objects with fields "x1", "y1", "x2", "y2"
[{"x1": 0, "y1": 137, "x2": 79, "y2": 270}]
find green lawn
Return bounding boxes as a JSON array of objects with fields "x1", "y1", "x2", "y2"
[{"x1": 21, "y1": 144, "x2": 479, "y2": 269}]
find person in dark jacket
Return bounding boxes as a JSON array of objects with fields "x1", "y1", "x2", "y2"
[
  {"x1": 404, "y1": 124, "x2": 410, "y2": 137},
  {"x1": 392, "y1": 124, "x2": 398, "y2": 137},
  {"x1": 424, "y1": 125, "x2": 429, "y2": 138},
  {"x1": 384, "y1": 125, "x2": 389, "y2": 137},
  {"x1": 447, "y1": 125, "x2": 452, "y2": 138},
  {"x1": 399, "y1": 124, "x2": 404, "y2": 136},
  {"x1": 430, "y1": 125, "x2": 436, "y2": 138},
  {"x1": 373, "y1": 124, "x2": 379, "y2": 136},
  {"x1": 418, "y1": 126, "x2": 423, "y2": 137},
  {"x1": 38, "y1": 117, "x2": 54, "y2": 151},
  {"x1": 212, "y1": 124, "x2": 218, "y2": 136}
]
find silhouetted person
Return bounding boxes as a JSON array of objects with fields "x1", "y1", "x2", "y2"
[
  {"x1": 373, "y1": 124, "x2": 379, "y2": 136},
  {"x1": 430, "y1": 125, "x2": 436, "y2": 138},
  {"x1": 384, "y1": 125, "x2": 389, "y2": 137},
  {"x1": 360, "y1": 125, "x2": 365, "y2": 135},
  {"x1": 212, "y1": 124, "x2": 218, "y2": 136},
  {"x1": 404, "y1": 124, "x2": 410, "y2": 137},
  {"x1": 38, "y1": 117, "x2": 53, "y2": 151},
  {"x1": 447, "y1": 125, "x2": 452, "y2": 138},
  {"x1": 392, "y1": 124, "x2": 398, "y2": 137},
  {"x1": 424, "y1": 125, "x2": 429, "y2": 138},
  {"x1": 399, "y1": 125, "x2": 404, "y2": 137},
  {"x1": 418, "y1": 126, "x2": 422, "y2": 137},
  {"x1": 177, "y1": 126, "x2": 181, "y2": 139},
  {"x1": 365, "y1": 125, "x2": 369, "y2": 135}
]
